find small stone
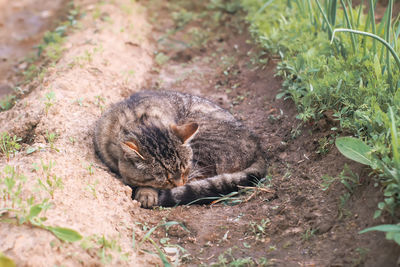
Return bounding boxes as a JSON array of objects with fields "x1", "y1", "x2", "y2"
[
  {"x1": 316, "y1": 221, "x2": 333, "y2": 234},
  {"x1": 18, "y1": 62, "x2": 28, "y2": 70},
  {"x1": 41, "y1": 10, "x2": 52, "y2": 19}
]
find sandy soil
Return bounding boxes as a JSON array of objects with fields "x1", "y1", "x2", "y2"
[
  {"x1": 1, "y1": 0, "x2": 400, "y2": 266},
  {"x1": 0, "y1": 0, "x2": 159, "y2": 266}
]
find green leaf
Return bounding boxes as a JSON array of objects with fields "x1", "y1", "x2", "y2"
[
  {"x1": 26, "y1": 147, "x2": 37, "y2": 155},
  {"x1": 28, "y1": 204, "x2": 42, "y2": 219},
  {"x1": 0, "y1": 252, "x2": 16, "y2": 267},
  {"x1": 148, "y1": 238, "x2": 172, "y2": 267},
  {"x1": 393, "y1": 233, "x2": 400, "y2": 245},
  {"x1": 359, "y1": 224, "x2": 400, "y2": 234},
  {"x1": 46, "y1": 226, "x2": 83, "y2": 242},
  {"x1": 335, "y1": 137, "x2": 372, "y2": 166},
  {"x1": 373, "y1": 210, "x2": 382, "y2": 219}
]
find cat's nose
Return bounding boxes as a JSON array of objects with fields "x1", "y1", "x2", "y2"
[
  {"x1": 174, "y1": 179, "x2": 185, "y2": 186},
  {"x1": 173, "y1": 173, "x2": 186, "y2": 186}
]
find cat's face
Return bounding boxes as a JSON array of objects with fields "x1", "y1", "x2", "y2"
[{"x1": 118, "y1": 122, "x2": 198, "y2": 189}]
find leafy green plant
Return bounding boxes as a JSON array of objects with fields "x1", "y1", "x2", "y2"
[
  {"x1": 359, "y1": 224, "x2": 400, "y2": 245},
  {"x1": 0, "y1": 133, "x2": 21, "y2": 160},
  {"x1": 242, "y1": 0, "x2": 400, "y2": 246},
  {"x1": 0, "y1": 165, "x2": 81, "y2": 242}
]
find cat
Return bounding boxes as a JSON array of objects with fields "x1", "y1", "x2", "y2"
[{"x1": 93, "y1": 90, "x2": 267, "y2": 208}]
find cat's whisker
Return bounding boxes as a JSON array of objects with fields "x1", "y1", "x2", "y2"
[{"x1": 188, "y1": 164, "x2": 214, "y2": 180}]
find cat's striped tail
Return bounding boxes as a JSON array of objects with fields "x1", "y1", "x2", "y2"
[{"x1": 157, "y1": 155, "x2": 267, "y2": 207}]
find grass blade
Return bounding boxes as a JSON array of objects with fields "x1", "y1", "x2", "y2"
[
  {"x1": 329, "y1": 0, "x2": 337, "y2": 27},
  {"x1": 316, "y1": 0, "x2": 333, "y2": 38},
  {"x1": 385, "y1": 0, "x2": 393, "y2": 88},
  {"x1": 340, "y1": 0, "x2": 357, "y2": 52},
  {"x1": 148, "y1": 238, "x2": 172, "y2": 267},
  {"x1": 254, "y1": 0, "x2": 275, "y2": 17},
  {"x1": 356, "y1": 0, "x2": 364, "y2": 28},
  {"x1": 331, "y1": 28, "x2": 400, "y2": 70},
  {"x1": 389, "y1": 107, "x2": 400, "y2": 173}
]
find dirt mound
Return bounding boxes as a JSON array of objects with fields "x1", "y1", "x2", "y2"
[{"x1": 0, "y1": 0, "x2": 159, "y2": 265}]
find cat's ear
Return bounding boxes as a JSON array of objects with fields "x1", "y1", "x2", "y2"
[
  {"x1": 170, "y1": 122, "x2": 199, "y2": 144},
  {"x1": 121, "y1": 140, "x2": 145, "y2": 160}
]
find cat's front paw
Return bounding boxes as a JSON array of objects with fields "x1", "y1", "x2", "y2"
[{"x1": 134, "y1": 187, "x2": 158, "y2": 208}]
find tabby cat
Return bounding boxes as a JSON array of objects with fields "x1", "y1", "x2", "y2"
[{"x1": 94, "y1": 90, "x2": 266, "y2": 208}]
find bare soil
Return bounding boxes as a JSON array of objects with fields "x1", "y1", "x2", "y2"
[
  {"x1": 0, "y1": 0, "x2": 67, "y2": 97},
  {"x1": 0, "y1": 0, "x2": 399, "y2": 266}
]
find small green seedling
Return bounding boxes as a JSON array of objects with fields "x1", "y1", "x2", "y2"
[
  {"x1": 95, "y1": 95, "x2": 106, "y2": 112},
  {"x1": 35, "y1": 160, "x2": 63, "y2": 198},
  {"x1": 0, "y1": 165, "x2": 81, "y2": 242},
  {"x1": 44, "y1": 91, "x2": 56, "y2": 114},
  {"x1": 45, "y1": 131, "x2": 59, "y2": 152},
  {"x1": 0, "y1": 133, "x2": 21, "y2": 160}
]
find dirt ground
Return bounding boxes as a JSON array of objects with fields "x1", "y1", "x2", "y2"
[
  {"x1": 1, "y1": 0, "x2": 400, "y2": 266},
  {"x1": 0, "y1": 0, "x2": 66, "y2": 97}
]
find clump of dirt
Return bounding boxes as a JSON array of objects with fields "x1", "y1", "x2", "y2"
[{"x1": 1, "y1": 0, "x2": 399, "y2": 266}]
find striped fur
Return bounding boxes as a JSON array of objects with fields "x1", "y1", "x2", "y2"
[{"x1": 94, "y1": 91, "x2": 267, "y2": 208}]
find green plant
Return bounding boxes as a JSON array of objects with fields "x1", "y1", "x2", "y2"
[
  {"x1": 0, "y1": 252, "x2": 15, "y2": 267},
  {"x1": 81, "y1": 234, "x2": 128, "y2": 264},
  {"x1": 86, "y1": 163, "x2": 95, "y2": 175},
  {"x1": 133, "y1": 221, "x2": 189, "y2": 266},
  {"x1": 0, "y1": 165, "x2": 81, "y2": 242},
  {"x1": 338, "y1": 192, "x2": 351, "y2": 219},
  {"x1": 155, "y1": 52, "x2": 170, "y2": 66},
  {"x1": 0, "y1": 133, "x2": 21, "y2": 160},
  {"x1": 359, "y1": 224, "x2": 400, "y2": 245},
  {"x1": 249, "y1": 218, "x2": 270, "y2": 241},
  {"x1": 34, "y1": 160, "x2": 63, "y2": 198},
  {"x1": 45, "y1": 131, "x2": 59, "y2": 151},
  {"x1": 317, "y1": 136, "x2": 334, "y2": 155},
  {"x1": 95, "y1": 95, "x2": 106, "y2": 112},
  {"x1": 242, "y1": 0, "x2": 400, "y2": 246},
  {"x1": 207, "y1": 247, "x2": 270, "y2": 267},
  {"x1": 0, "y1": 95, "x2": 16, "y2": 111},
  {"x1": 69, "y1": 136, "x2": 76, "y2": 144},
  {"x1": 86, "y1": 180, "x2": 99, "y2": 199},
  {"x1": 321, "y1": 164, "x2": 360, "y2": 192},
  {"x1": 44, "y1": 91, "x2": 56, "y2": 114}
]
